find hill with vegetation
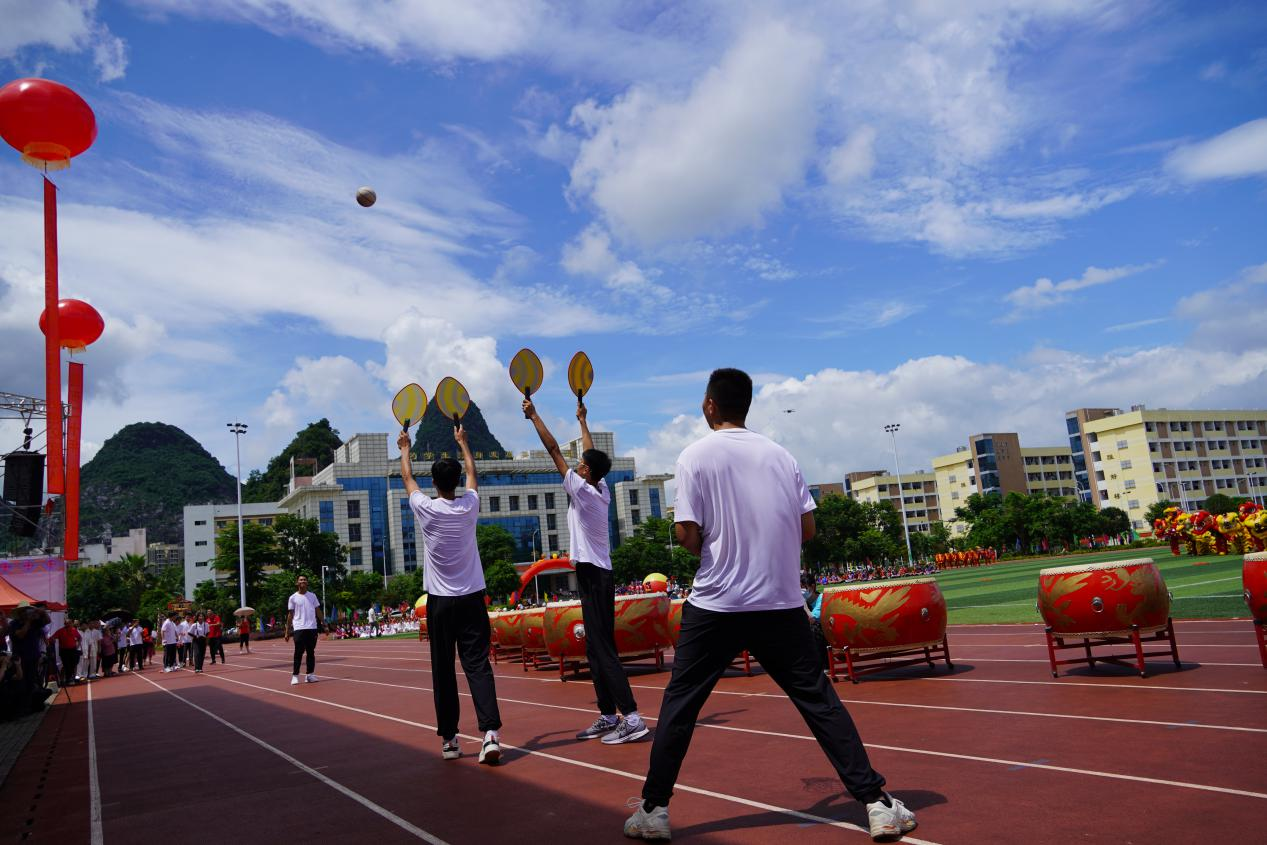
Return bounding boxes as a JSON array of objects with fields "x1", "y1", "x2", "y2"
[
  {"x1": 79, "y1": 422, "x2": 237, "y2": 544},
  {"x1": 243, "y1": 418, "x2": 344, "y2": 503},
  {"x1": 411, "y1": 398, "x2": 506, "y2": 460}
]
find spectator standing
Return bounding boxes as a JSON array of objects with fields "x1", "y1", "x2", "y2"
[
  {"x1": 100, "y1": 624, "x2": 117, "y2": 677},
  {"x1": 238, "y1": 615, "x2": 251, "y2": 653},
  {"x1": 161, "y1": 613, "x2": 179, "y2": 672},
  {"x1": 207, "y1": 611, "x2": 225, "y2": 664},
  {"x1": 51, "y1": 619, "x2": 81, "y2": 687},
  {"x1": 128, "y1": 620, "x2": 145, "y2": 672},
  {"x1": 177, "y1": 615, "x2": 192, "y2": 667},
  {"x1": 191, "y1": 613, "x2": 208, "y2": 673}
]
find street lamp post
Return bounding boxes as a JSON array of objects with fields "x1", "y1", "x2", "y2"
[
  {"x1": 1249, "y1": 471, "x2": 1263, "y2": 508},
  {"x1": 227, "y1": 422, "x2": 249, "y2": 609},
  {"x1": 321, "y1": 564, "x2": 329, "y2": 618},
  {"x1": 885, "y1": 423, "x2": 915, "y2": 566}
]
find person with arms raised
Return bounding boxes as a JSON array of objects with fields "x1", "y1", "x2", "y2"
[
  {"x1": 624, "y1": 369, "x2": 917, "y2": 843},
  {"x1": 399, "y1": 422, "x2": 502, "y2": 765}
]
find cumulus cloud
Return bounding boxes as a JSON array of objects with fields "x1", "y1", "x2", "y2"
[
  {"x1": 1165, "y1": 118, "x2": 1267, "y2": 182},
  {"x1": 0, "y1": 0, "x2": 128, "y2": 80},
  {"x1": 560, "y1": 225, "x2": 670, "y2": 299},
  {"x1": 823, "y1": 125, "x2": 877, "y2": 186},
  {"x1": 567, "y1": 21, "x2": 824, "y2": 244},
  {"x1": 999, "y1": 262, "x2": 1160, "y2": 323}
]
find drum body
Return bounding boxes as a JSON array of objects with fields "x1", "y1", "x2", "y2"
[
  {"x1": 667, "y1": 598, "x2": 686, "y2": 646},
  {"x1": 613, "y1": 593, "x2": 670, "y2": 654},
  {"x1": 489, "y1": 611, "x2": 523, "y2": 648},
  {"x1": 544, "y1": 601, "x2": 586, "y2": 660},
  {"x1": 522, "y1": 607, "x2": 547, "y2": 652},
  {"x1": 821, "y1": 578, "x2": 947, "y2": 653},
  {"x1": 1245, "y1": 552, "x2": 1267, "y2": 623},
  {"x1": 1038, "y1": 558, "x2": 1170, "y2": 637}
]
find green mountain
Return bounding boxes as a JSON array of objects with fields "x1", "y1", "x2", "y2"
[
  {"x1": 80, "y1": 422, "x2": 237, "y2": 544},
  {"x1": 411, "y1": 398, "x2": 507, "y2": 461},
  {"x1": 243, "y1": 418, "x2": 343, "y2": 503}
]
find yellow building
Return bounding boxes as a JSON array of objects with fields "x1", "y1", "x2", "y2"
[
  {"x1": 1073, "y1": 407, "x2": 1267, "y2": 529},
  {"x1": 1020, "y1": 446, "x2": 1077, "y2": 498},
  {"x1": 845, "y1": 471, "x2": 939, "y2": 533},
  {"x1": 930, "y1": 438, "x2": 1074, "y2": 535}
]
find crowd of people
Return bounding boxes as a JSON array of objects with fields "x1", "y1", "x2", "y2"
[
  {"x1": 328, "y1": 618, "x2": 421, "y2": 639},
  {"x1": 805, "y1": 562, "x2": 940, "y2": 590}
]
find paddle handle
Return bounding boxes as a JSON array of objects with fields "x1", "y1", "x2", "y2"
[{"x1": 523, "y1": 387, "x2": 533, "y2": 419}]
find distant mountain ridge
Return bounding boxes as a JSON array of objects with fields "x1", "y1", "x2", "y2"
[
  {"x1": 411, "y1": 398, "x2": 506, "y2": 461},
  {"x1": 244, "y1": 419, "x2": 343, "y2": 503}
]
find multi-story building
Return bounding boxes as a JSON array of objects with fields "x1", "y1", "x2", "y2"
[
  {"x1": 1020, "y1": 446, "x2": 1078, "y2": 499},
  {"x1": 146, "y1": 542, "x2": 183, "y2": 573},
  {"x1": 1065, "y1": 408, "x2": 1116, "y2": 503},
  {"x1": 1068, "y1": 406, "x2": 1267, "y2": 528},
  {"x1": 931, "y1": 436, "x2": 1074, "y2": 535},
  {"x1": 809, "y1": 482, "x2": 845, "y2": 502},
  {"x1": 844, "y1": 471, "x2": 939, "y2": 533},
  {"x1": 183, "y1": 502, "x2": 286, "y2": 598},
  {"x1": 278, "y1": 430, "x2": 670, "y2": 581}
]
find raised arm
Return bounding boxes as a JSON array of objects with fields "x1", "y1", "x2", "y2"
[
  {"x1": 523, "y1": 399, "x2": 570, "y2": 476},
  {"x1": 454, "y1": 423, "x2": 478, "y2": 492},
  {"x1": 577, "y1": 401, "x2": 594, "y2": 452},
  {"x1": 397, "y1": 431, "x2": 421, "y2": 497}
]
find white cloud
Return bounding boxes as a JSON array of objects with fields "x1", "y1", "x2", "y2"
[
  {"x1": 0, "y1": 0, "x2": 127, "y2": 80},
  {"x1": 823, "y1": 125, "x2": 877, "y2": 186},
  {"x1": 804, "y1": 299, "x2": 923, "y2": 336},
  {"x1": 567, "y1": 20, "x2": 824, "y2": 244},
  {"x1": 560, "y1": 225, "x2": 670, "y2": 299},
  {"x1": 1000, "y1": 262, "x2": 1160, "y2": 322},
  {"x1": 1199, "y1": 61, "x2": 1227, "y2": 81},
  {"x1": 1165, "y1": 117, "x2": 1267, "y2": 182}
]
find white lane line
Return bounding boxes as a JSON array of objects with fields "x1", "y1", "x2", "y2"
[
  {"x1": 86, "y1": 682, "x2": 104, "y2": 845},
  {"x1": 132, "y1": 672, "x2": 449, "y2": 844},
  {"x1": 220, "y1": 661, "x2": 1267, "y2": 804},
  {"x1": 202, "y1": 670, "x2": 936, "y2": 845},
  {"x1": 948, "y1": 657, "x2": 1262, "y2": 668},
  {"x1": 232, "y1": 656, "x2": 1267, "y2": 733},
  {"x1": 1170, "y1": 576, "x2": 1244, "y2": 590}
]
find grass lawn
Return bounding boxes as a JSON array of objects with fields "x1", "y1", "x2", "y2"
[{"x1": 935, "y1": 546, "x2": 1250, "y2": 625}]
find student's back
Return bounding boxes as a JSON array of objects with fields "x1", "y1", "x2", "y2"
[{"x1": 409, "y1": 490, "x2": 485, "y2": 597}]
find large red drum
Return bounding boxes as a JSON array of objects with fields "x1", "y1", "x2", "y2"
[
  {"x1": 544, "y1": 601, "x2": 586, "y2": 660},
  {"x1": 821, "y1": 578, "x2": 947, "y2": 652},
  {"x1": 1038, "y1": 558, "x2": 1170, "y2": 637},
  {"x1": 489, "y1": 610, "x2": 523, "y2": 648},
  {"x1": 522, "y1": 607, "x2": 547, "y2": 652},
  {"x1": 667, "y1": 598, "x2": 686, "y2": 646},
  {"x1": 614, "y1": 593, "x2": 670, "y2": 654},
  {"x1": 1245, "y1": 552, "x2": 1267, "y2": 623}
]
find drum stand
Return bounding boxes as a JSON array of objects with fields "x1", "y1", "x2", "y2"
[
  {"x1": 827, "y1": 636, "x2": 953, "y2": 684},
  {"x1": 1253, "y1": 621, "x2": 1266, "y2": 669},
  {"x1": 1043, "y1": 618, "x2": 1182, "y2": 678},
  {"x1": 553, "y1": 647, "x2": 668, "y2": 681},
  {"x1": 489, "y1": 641, "x2": 522, "y2": 665}
]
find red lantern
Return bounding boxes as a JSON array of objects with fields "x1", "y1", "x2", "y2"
[
  {"x1": 0, "y1": 78, "x2": 98, "y2": 170},
  {"x1": 39, "y1": 299, "x2": 104, "y2": 351}
]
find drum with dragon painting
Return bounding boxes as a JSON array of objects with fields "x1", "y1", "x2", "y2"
[
  {"x1": 821, "y1": 577, "x2": 947, "y2": 653},
  {"x1": 1037, "y1": 558, "x2": 1170, "y2": 637}
]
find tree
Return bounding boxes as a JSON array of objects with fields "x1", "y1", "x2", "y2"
[
  {"x1": 483, "y1": 560, "x2": 520, "y2": 600},
  {"x1": 334, "y1": 571, "x2": 383, "y2": 615},
  {"x1": 212, "y1": 521, "x2": 279, "y2": 606},
  {"x1": 383, "y1": 570, "x2": 425, "y2": 607},
  {"x1": 243, "y1": 419, "x2": 344, "y2": 503},
  {"x1": 1098, "y1": 506, "x2": 1131, "y2": 536},
  {"x1": 66, "y1": 566, "x2": 131, "y2": 620},
  {"x1": 476, "y1": 524, "x2": 517, "y2": 567},
  {"x1": 1145, "y1": 499, "x2": 1176, "y2": 524},
  {"x1": 1201, "y1": 493, "x2": 1246, "y2": 516},
  {"x1": 802, "y1": 495, "x2": 904, "y2": 567},
  {"x1": 609, "y1": 517, "x2": 697, "y2": 583},
  {"x1": 273, "y1": 513, "x2": 347, "y2": 581}
]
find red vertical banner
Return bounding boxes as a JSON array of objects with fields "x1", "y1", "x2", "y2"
[
  {"x1": 64, "y1": 361, "x2": 84, "y2": 562},
  {"x1": 44, "y1": 177, "x2": 64, "y2": 495}
]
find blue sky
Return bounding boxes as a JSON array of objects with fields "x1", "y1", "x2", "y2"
[{"x1": 1, "y1": 0, "x2": 1265, "y2": 487}]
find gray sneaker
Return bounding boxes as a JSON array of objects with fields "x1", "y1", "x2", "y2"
[
  {"x1": 624, "y1": 799, "x2": 670, "y2": 840},
  {"x1": 576, "y1": 715, "x2": 620, "y2": 741},
  {"x1": 601, "y1": 715, "x2": 649, "y2": 745},
  {"x1": 865, "y1": 793, "x2": 917, "y2": 841},
  {"x1": 441, "y1": 738, "x2": 461, "y2": 760}
]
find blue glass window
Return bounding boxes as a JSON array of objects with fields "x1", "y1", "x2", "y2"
[
  {"x1": 650, "y1": 487, "x2": 662, "y2": 518},
  {"x1": 318, "y1": 501, "x2": 334, "y2": 534}
]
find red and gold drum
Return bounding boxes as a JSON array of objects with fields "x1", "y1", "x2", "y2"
[
  {"x1": 667, "y1": 598, "x2": 686, "y2": 646},
  {"x1": 489, "y1": 610, "x2": 523, "y2": 648},
  {"x1": 614, "y1": 593, "x2": 671, "y2": 654},
  {"x1": 1038, "y1": 558, "x2": 1170, "y2": 637},
  {"x1": 821, "y1": 578, "x2": 947, "y2": 652},
  {"x1": 544, "y1": 600, "x2": 586, "y2": 661},
  {"x1": 1245, "y1": 552, "x2": 1267, "y2": 623},
  {"x1": 522, "y1": 607, "x2": 547, "y2": 652}
]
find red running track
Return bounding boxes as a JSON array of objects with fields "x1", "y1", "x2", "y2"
[{"x1": 2, "y1": 619, "x2": 1264, "y2": 844}]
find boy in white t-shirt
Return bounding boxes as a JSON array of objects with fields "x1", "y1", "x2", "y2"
[
  {"x1": 523, "y1": 397, "x2": 646, "y2": 745},
  {"x1": 285, "y1": 575, "x2": 322, "y2": 685},
  {"x1": 624, "y1": 369, "x2": 917, "y2": 843},
  {"x1": 160, "y1": 613, "x2": 180, "y2": 672},
  {"x1": 399, "y1": 422, "x2": 502, "y2": 765}
]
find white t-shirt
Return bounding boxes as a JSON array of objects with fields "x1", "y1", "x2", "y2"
[
  {"x1": 161, "y1": 619, "x2": 178, "y2": 646},
  {"x1": 564, "y1": 469, "x2": 611, "y2": 569},
  {"x1": 288, "y1": 592, "x2": 321, "y2": 631},
  {"x1": 128, "y1": 626, "x2": 143, "y2": 646},
  {"x1": 408, "y1": 489, "x2": 485, "y2": 597},
  {"x1": 178, "y1": 620, "x2": 191, "y2": 643},
  {"x1": 675, "y1": 428, "x2": 816, "y2": 612},
  {"x1": 190, "y1": 622, "x2": 207, "y2": 637}
]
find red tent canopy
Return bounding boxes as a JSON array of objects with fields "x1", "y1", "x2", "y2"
[{"x1": 0, "y1": 572, "x2": 66, "y2": 612}]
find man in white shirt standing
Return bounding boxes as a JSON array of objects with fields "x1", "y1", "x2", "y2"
[
  {"x1": 399, "y1": 422, "x2": 502, "y2": 765},
  {"x1": 177, "y1": 615, "x2": 192, "y2": 668},
  {"x1": 523, "y1": 397, "x2": 647, "y2": 745},
  {"x1": 624, "y1": 369, "x2": 917, "y2": 843},
  {"x1": 160, "y1": 613, "x2": 180, "y2": 672},
  {"x1": 285, "y1": 575, "x2": 322, "y2": 685}
]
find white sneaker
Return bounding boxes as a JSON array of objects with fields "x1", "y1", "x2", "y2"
[
  {"x1": 305, "y1": 673, "x2": 318, "y2": 683},
  {"x1": 441, "y1": 737, "x2": 461, "y2": 760},
  {"x1": 478, "y1": 731, "x2": 501, "y2": 765},
  {"x1": 163, "y1": 667, "x2": 171, "y2": 673},
  {"x1": 866, "y1": 794, "x2": 917, "y2": 841},
  {"x1": 623, "y1": 799, "x2": 671, "y2": 840},
  {"x1": 290, "y1": 675, "x2": 300, "y2": 686}
]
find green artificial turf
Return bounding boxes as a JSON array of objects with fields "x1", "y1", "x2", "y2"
[{"x1": 934, "y1": 546, "x2": 1250, "y2": 625}]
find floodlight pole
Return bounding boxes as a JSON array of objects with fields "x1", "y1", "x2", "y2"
[
  {"x1": 228, "y1": 422, "x2": 249, "y2": 608},
  {"x1": 885, "y1": 423, "x2": 915, "y2": 566}
]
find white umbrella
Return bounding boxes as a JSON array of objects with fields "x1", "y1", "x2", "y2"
[{"x1": 234, "y1": 607, "x2": 256, "y2": 617}]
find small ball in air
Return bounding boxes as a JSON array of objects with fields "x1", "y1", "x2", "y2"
[{"x1": 356, "y1": 187, "x2": 377, "y2": 207}]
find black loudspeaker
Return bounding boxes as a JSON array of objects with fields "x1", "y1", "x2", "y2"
[{"x1": 3, "y1": 452, "x2": 45, "y2": 538}]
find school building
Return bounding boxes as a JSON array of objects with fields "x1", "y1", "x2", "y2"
[{"x1": 843, "y1": 470, "x2": 940, "y2": 533}]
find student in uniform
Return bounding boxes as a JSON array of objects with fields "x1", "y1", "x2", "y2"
[
  {"x1": 285, "y1": 575, "x2": 322, "y2": 685},
  {"x1": 161, "y1": 613, "x2": 180, "y2": 672},
  {"x1": 624, "y1": 369, "x2": 917, "y2": 843},
  {"x1": 128, "y1": 621, "x2": 145, "y2": 672},
  {"x1": 177, "y1": 615, "x2": 192, "y2": 667},
  {"x1": 523, "y1": 397, "x2": 647, "y2": 745},
  {"x1": 398, "y1": 422, "x2": 502, "y2": 765},
  {"x1": 191, "y1": 612, "x2": 208, "y2": 674}
]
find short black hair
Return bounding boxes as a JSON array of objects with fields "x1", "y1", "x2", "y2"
[
  {"x1": 706, "y1": 368, "x2": 753, "y2": 420},
  {"x1": 432, "y1": 457, "x2": 462, "y2": 493},
  {"x1": 582, "y1": 448, "x2": 612, "y2": 482}
]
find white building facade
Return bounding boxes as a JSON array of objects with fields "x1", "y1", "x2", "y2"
[{"x1": 182, "y1": 502, "x2": 285, "y2": 597}]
